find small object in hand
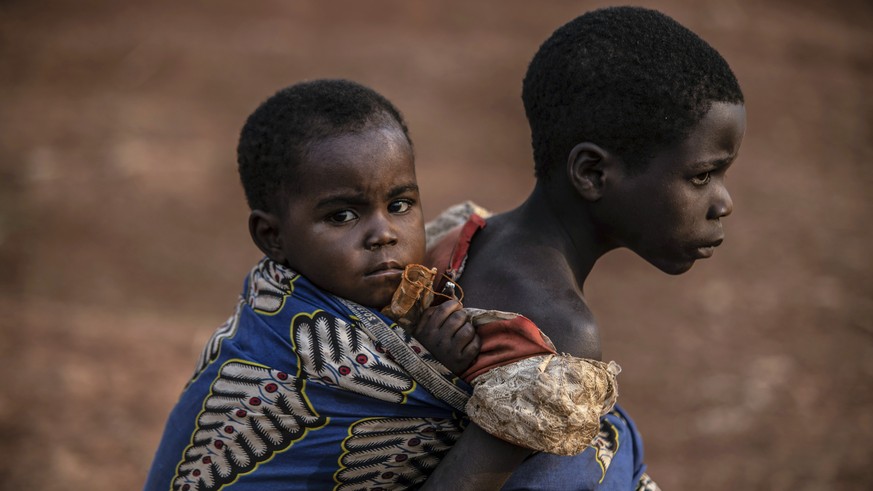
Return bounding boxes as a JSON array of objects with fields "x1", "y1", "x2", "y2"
[{"x1": 382, "y1": 264, "x2": 438, "y2": 327}]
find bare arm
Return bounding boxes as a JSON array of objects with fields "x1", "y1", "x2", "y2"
[
  {"x1": 418, "y1": 223, "x2": 603, "y2": 487},
  {"x1": 420, "y1": 424, "x2": 531, "y2": 490}
]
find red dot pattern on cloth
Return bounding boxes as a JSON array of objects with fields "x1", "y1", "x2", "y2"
[{"x1": 265, "y1": 383, "x2": 278, "y2": 393}]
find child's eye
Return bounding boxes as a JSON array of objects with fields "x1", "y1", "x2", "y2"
[
  {"x1": 690, "y1": 171, "x2": 712, "y2": 186},
  {"x1": 388, "y1": 199, "x2": 413, "y2": 214},
  {"x1": 327, "y1": 210, "x2": 358, "y2": 224}
]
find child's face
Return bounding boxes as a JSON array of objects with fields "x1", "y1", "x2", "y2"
[
  {"x1": 601, "y1": 102, "x2": 746, "y2": 274},
  {"x1": 276, "y1": 123, "x2": 425, "y2": 307}
]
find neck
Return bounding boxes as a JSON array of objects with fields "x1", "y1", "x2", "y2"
[{"x1": 505, "y1": 183, "x2": 615, "y2": 288}]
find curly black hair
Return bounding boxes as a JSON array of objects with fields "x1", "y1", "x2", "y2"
[
  {"x1": 237, "y1": 79, "x2": 411, "y2": 213},
  {"x1": 522, "y1": 6, "x2": 744, "y2": 179}
]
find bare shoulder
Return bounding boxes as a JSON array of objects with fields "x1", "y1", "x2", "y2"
[
  {"x1": 512, "y1": 271, "x2": 602, "y2": 360},
  {"x1": 460, "y1": 234, "x2": 602, "y2": 360}
]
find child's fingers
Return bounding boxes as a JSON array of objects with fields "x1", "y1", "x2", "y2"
[
  {"x1": 434, "y1": 299, "x2": 464, "y2": 318},
  {"x1": 410, "y1": 300, "x2": 463, "y2": 340},
  {"x1": 443, "y1": 309, "x2": 469, "y2": 332},
  {"x1": 418, "y1": 299, "x2": 463, "y2": 328},
  {"x1": 449, "y1": 320, "x2": 476, "y2": 345},
  {"x1": 460, "y1": 333, "x2": 481, "y2": 360}
]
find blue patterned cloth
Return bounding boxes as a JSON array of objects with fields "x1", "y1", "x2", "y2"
[
  {"x1": 144, "y1": 258, "x2": 657, "y2": 490},
  {"x1": 144, "y1": 258, "x2": 467, "y2": 491}
]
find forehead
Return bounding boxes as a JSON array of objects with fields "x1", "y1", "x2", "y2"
[
  {"x1": 648, "y1": 102, "x2": 746, "y2": 173},
  {"x1": 289, "y1": 124, "x2": 416, "y2": 202}
]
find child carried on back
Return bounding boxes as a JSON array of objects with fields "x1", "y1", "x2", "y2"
[{"x1": 144, "y1": 77, "x2": 624, "y2": 491}]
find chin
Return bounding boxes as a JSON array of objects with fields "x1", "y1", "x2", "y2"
[
  {"x1": 351, "y1": 291, "x2": 395, "y2": 310},
  {"x1": 655, "y1": 260, "x2": 695, "y2": 275}
]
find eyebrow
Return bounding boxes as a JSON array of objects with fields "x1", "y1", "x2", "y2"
[
  {"x1": 387, "y1": 183, "x2": 419, "y2": 198},
  {"x1": 692, "y1": 155, "x2": 735, "y2": 170},
  {"x1": 314, "y1": 192, "x2": 367, "y2": 210},
  {"x1": 314, "y1": 183, "x2": 419, "y2": 210}
]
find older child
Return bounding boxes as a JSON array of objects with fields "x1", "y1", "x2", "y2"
[
  {"x1": 144, "y1": 79, "x2": 479, "y2": 491},
  {"x1": 421, "y1": 6, "x2": 745, "y2": 490}
]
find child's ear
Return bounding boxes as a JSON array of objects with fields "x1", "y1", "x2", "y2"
[
  {"x1": 249, "y1": 210, "x2": 287, "y2": 264},
  {"x1": 566, "y1": 142, "x2": 613, "y2": 201}
]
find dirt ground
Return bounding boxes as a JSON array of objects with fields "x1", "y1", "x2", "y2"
[{"x1": 1, "y1": 0, "x2": 872, "y2": 490}]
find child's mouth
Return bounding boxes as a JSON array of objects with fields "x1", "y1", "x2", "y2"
[{"x1": 366, "y1": 261, "x2": 404, "y2": 277}]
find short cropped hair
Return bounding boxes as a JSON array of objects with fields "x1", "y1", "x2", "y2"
[
  {"x1": 522, "y1": 6, "x2": 744, "y2": 178},
  {"x1": 237, "y1": 79, "x2": 411, "y2": 213}
]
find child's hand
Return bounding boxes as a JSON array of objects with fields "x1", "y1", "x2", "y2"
[{"x1": 408, "y1": 300, "x2": 480, "y2": 375}]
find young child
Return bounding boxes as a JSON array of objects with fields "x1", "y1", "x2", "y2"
[
  {"x1": 143, "y1": 79, "x2": 479, "y2": 491},
  {"x1": 421, "y1": 6, "x2": 746, "y2": 490}
]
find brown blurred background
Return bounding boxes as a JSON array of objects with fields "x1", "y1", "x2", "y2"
[{"x1": 1, "y1": 0, "x2": 872, "y2": 489}]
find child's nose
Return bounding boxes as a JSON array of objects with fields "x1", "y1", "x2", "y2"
[
  {"x1": 707, "y1": 186, "x2": 733, "y2": 220},
  {"x1": 365, "y1": 214, "x2": 399, "y2": 250}
]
